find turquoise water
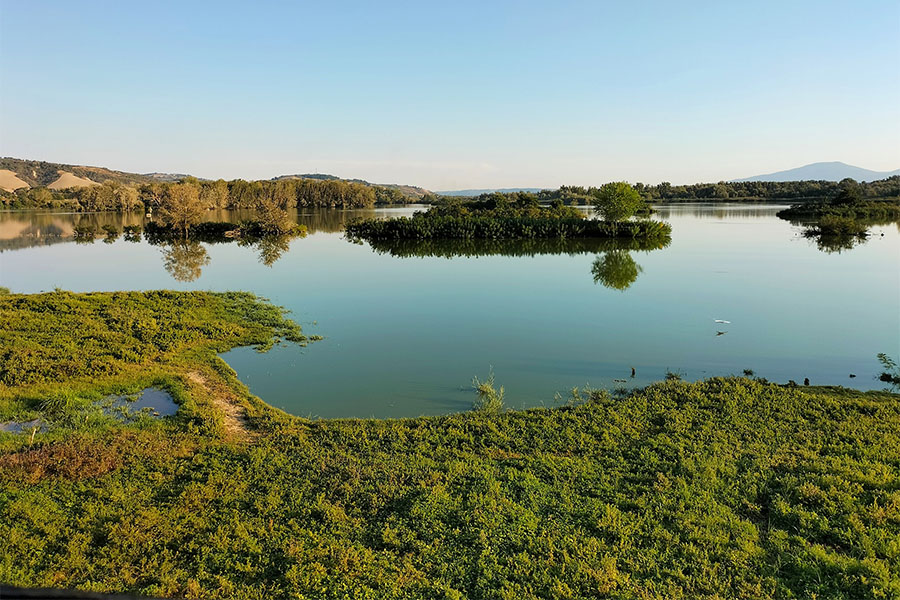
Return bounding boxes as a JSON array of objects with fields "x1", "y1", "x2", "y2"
[{"x1": 1, "y1": 205, "x2": 897, "y2": 417}]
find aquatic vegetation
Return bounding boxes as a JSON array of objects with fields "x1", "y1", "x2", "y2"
[
  {"x1": 346, "y1": 193, "x2": 670, "y2": 242},
  {"x1": 0, "y1": 291, "x2": 897, "y2": 599},
  {"x1": 471, "y1": 370, "x2": 505, "y2": 414},
  {"x1": 346, "y1": 213, "x2": 672, "y2": 241},
  {"x1": 801, "y1": 215, "x2": 872, "y2": 253},
  {"x1": 805, "y1": 214, "x2": 869, "y2": 237},
  {"x1": 879, "y1": 353, "x2": 900, "y2": 390},
  {"x1": 0, "y1": 290, "x2": 308, "y2": 390}
]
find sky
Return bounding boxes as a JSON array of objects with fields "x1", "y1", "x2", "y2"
[{"x1": 1, "y1": 1, "x2": 898, "y2": 190}]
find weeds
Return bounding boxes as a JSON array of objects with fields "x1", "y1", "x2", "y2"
[{"x1": 471, "y1": 370, "x2": 505, "y2": 414}]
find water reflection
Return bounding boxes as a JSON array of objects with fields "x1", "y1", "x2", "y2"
[
  {"x1": 359, "y1": 235, "x2": 670, "y2": 259},
  {"x1": 246, "y1": 235, "x2": 293, "y2": 267},
  {"x1": 592, "y1": 251, "x2": 643, "y2": 290},
  {"x1": 357, "y1": 235, "x2": 671, "y2": 291},
  {"x1": 0, "y1": 206, "x2": 398, "y2": 252},
  {"x1": 162, "y1": 241, "x2": 211, "y2": 282}
]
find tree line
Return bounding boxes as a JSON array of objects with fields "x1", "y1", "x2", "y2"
[
  {"x1": 542, "y1": 176, "x2": 900, "y2": 202},
  {"x1": 0, "y1": 176, "x2": 408, "y2": 211}
]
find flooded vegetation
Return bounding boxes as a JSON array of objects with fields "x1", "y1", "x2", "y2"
[
  {"x1": 1, "y1": 204, "x2": 898, "y2": 598},
  {"x1": 2, "y1": 204, "x2": 897, "y2": 418}
]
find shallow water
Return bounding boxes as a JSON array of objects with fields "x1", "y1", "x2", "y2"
[
  {"x1": 1, "y1": 204, "x2": 897, "y2": 418},
  {"x1": 104, "y1": 388, "x2": 179, "y2": 420},
  {"x1": 0, "y1": 418, "x2": 44, "y2": 434}
]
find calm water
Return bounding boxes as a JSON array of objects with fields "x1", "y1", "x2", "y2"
[{"x1": 1, "y1": 205, "x2": 898, "y2": 418}]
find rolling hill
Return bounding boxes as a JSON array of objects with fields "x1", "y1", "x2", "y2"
[
  {"x1": 0, "y1": 158, "x2": 431, "y2": 200},
  {"x1": 434, "y1": 187, "x2": 546, "y2": 197},
  {"x1": 272, "y1": 173, "x2": 431, "y2": 200}
]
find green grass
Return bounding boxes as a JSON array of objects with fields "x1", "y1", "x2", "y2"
[{"x1": 0, "y1": 291, "x2": 898, "y2": 599}]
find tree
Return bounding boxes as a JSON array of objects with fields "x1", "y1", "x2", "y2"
[
  {"x1": 159, "y1": 183, "x2": 204, "y2": 237},
  {"x1": 200, "y1": 179, "x2": 230, "y2": 209},
  {"x1": 255, "y1": 190, "x2": 295, "y2": 234},
  {"x1": 832, "y1": 178, "x2": 862, "y2": 207},
  {"x1": 592, "y1": 182, "x2": 645, "y2": 222}
]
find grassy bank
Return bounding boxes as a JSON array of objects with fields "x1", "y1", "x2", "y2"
[{"x1": 0, "y1": 291, "x2": 898, "y2": 599}]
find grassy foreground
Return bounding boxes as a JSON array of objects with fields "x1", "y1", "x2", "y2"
[{"x1": 1, "y1": 292, "x2": 899, "y2": 599}]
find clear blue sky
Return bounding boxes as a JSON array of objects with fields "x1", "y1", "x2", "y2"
[{"x1": 1, "y1": 0, "x2": 898, "y2": 189}]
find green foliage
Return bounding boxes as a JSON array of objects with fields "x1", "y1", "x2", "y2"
[
  {"x1": 0, "y1": 291, "x2": 308, "y2": 388},
  {"x1": 0, "y1": 293, "x2": 898, "y2": 599},
  {"x1": 592, "y1": 182, "x2": 646, "y2": 222},
  {"x1": 801, "y1": 215, "x2": 871, "y2": 253},
  {"x1": 806, "y1": 215, "x2": 869, "y2": 237},
  {"x1": 429, "y1": 193, "x2": 584, "y2": 219},
  {"x1": 346, "y1": 213, "x2": 672, "y2": 242},
  {"x1": 832, "y1": 178, "x2": 863, "y2": 206},
  {"x1": 777, "y1": 199, "x2": 900, "y2": 220},
  {"x1": 471, "y1": 371, "x2": 505, "y2": 414},
  {"x1": 639, "y1": 175, "x2": 900, "y2": 201},
  {"x1": 0, "y1": 375, "x2": 897, "y2": 599}
]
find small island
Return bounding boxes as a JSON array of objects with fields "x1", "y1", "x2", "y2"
[{"x1": 345, "y1": 183, "x2": 672, "y2": 242}]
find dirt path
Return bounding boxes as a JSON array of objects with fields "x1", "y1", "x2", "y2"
[{"x1": 186, "y1": 371, "x2": 255, "y2": 442}]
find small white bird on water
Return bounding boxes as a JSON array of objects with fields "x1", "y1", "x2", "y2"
[{"x1": 714, "y1": 319, "x2": 731, "y2": 324}]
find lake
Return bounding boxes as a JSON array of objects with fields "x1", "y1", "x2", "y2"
[{"x1": 1, "y1": 204, "x2": 897, "y2": 418}]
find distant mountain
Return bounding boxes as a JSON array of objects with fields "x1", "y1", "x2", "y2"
[
  {"x1": 734, "y1": 162, "x2": 900, "y2": 183},
  {"x1": 434, "y1": 187, "x2": 546, "y2": 197},
  {"x1": 273, "y1": 173, "x2": 431, "y2": 200}
]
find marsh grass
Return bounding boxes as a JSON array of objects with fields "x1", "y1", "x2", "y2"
[{"x1": 0, "y1": 292, "x2": 898, "y2": 599}]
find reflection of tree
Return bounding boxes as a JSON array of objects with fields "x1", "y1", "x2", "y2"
[
  {"x1": 162, "y1": 242, "x2": 210, "y2": 282},
  {"x1": 364, "y1": 235, "x2": 671, "y2": 259},
  {"x1": 812, "y1": 235, "x2": 863, "y2": 254},
  {"x1": 592, "y1": 251, "x2": 643, "y2": 291},
  {"x1": 254, "y1": 235, "x2": 292, "y2": 267}
]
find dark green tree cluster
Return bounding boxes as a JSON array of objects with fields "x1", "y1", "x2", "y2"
[
  {"x1": 637, "y1": 176, "x2": 900, "y2": 201},
  {"x1": 429, "y1": 192, "x2": 583, "y2": 219}
]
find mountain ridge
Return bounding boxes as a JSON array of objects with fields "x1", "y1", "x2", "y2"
[{"x1": 734, "y1": 161, "x2": 900, "y2": 183}]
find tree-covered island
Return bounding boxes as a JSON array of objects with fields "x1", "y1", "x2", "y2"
[{"x1": 345, "y1": 183, "x2": 672, "y2": 242}]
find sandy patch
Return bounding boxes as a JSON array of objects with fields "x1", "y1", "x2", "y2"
[
  {"x1": 0, "y1": 169, "x2": 29, "y2": 192},
  {"x1": 186, "y1": 371, "x2": 255, "y2": 442},
  {"x1": 47, "y1": 171, "x2": 101, "y2": 190}
]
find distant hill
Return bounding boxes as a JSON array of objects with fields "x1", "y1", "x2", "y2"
[
  {"x1": 0, "y1": 157, "x2": 187, "y2": 191},
  {"x1": 734, "y1": 162, "x2": 900, "y2": 183},
  {"x1": 273, "y1": 173, "x2": 431, "y2": 200},
  {"x1": 434, "y1": 187, "x2": 546, "y2": 197},
  {"x1": 0, "y1": 158, "x2": 431, "y2": 200}
]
